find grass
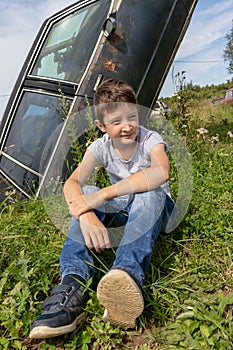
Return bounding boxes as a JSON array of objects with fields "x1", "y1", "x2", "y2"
[{"x1": 0, "y1": 85, "x2": 233, "y2": 349}]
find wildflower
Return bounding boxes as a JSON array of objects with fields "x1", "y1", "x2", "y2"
[
  {"x1": 210, "y1": 134, "x2": 219, "y2": 143},
  {"x1": 197, "y1": 127, "x2": 208, "y2": 135},
  {"x1": 196, "y1": 127, "x2": 208, "y2": 140},
  {"x1": 227, "y1": 131, "x2": 233, "y2": 138},
  {"x1": 181, "y1": 135, "x2": 186, "y2": 142},
  {"x1": 181, "y1": 124, "x2": 188, "y2": 135}
]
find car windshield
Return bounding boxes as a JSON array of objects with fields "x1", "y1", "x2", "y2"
[{"x1": 31, "y1": 0, "x2": 111, "y2": 83}]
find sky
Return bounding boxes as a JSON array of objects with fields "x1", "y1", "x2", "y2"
[
  {"x1": 0, "y1": 0, "x2": 232, "y2": 119},
  {"x1": 159, "y1": 0, "x2": 233, "y2": 97}
]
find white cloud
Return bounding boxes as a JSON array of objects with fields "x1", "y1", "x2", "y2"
[{"x1": 177, "y1": 0, "x2": 232, "y2": 59}]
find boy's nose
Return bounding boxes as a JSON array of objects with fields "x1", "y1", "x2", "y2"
[{"x1": 122, "y1": 123, "x2": 132, "y2": 132}]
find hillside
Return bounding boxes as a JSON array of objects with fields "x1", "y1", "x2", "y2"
[{"x1": 0, "y1": 82, "x2": 233, "y2": 349}]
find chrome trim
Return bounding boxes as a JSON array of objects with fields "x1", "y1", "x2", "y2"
[
  {"x1": 27, "y1": 75, "x2": 79, "y2": 88},
  {"x1": 1, "y1": 152, "x2": 42, "y2": 178},
  {"x1": 0, "y1": 91, "x2": 23, "y2": 150},
  {"x1": 0, "y1": 168, "x2": 31, "y2": 198}
]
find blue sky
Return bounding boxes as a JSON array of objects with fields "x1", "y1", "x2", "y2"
[
  {"x1": 160, "y1": 0, "x2": 233, "y2": 97},
  {"x1": 0, "y1": 0, "x2": 232, "y2": 118}
]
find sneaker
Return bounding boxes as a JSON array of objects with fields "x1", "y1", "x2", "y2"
[
  {"x1": 29, "y1": 283, "x2": 88, "y2": 339},
  {"x1": 97, "y1": 269, "x2": 144, "y2": 328}
]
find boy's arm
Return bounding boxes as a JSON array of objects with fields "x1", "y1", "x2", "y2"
[
  {"x1": 73, "y1": 143, "x2": 169, "y2": 217},
  {"x1": 63, "y1": 150, "x2": 111, "y2": 251},
  {"x1": 63, "y1": 149, "x2": 98, "y2": 205}
]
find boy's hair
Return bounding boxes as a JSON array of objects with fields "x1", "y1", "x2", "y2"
[{"x1": 94, "y1": 78, "x2": 138, "y2": 123}]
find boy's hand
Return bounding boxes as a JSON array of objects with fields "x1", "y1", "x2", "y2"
[
  {"x1": 79, "y1": 212, "x2": 111, "y2": 252},
  {"x1": 68, "y1": 192, "x2": 104, "y2": 218}
]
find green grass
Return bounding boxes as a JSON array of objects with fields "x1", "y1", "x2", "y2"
[{"x1": 0, "y1": 86, "x2": 233, "y2": 349}]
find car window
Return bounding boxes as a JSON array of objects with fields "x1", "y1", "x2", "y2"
[
  {"x1": 31, "y1": 0, "x2": 111, "y2": 83},
  {"x1": 1, "y1": 91, "x2": 71, "y2": 175}
]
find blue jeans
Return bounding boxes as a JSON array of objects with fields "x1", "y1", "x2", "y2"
[{"x1": 60, "y1": 186, "x2": 176, "y2": 286}]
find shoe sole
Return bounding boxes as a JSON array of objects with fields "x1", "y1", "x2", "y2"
[
  {"x1": 29, "y1": 312, "x2": 85, "y2": 339},
  {"x1": 97, "y1": 269, "x2": 144, "y2": 328}
]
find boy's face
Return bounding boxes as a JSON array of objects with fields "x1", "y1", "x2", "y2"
[{"x1": 95, "y1": 103, "x2": 139, "y2": 145}]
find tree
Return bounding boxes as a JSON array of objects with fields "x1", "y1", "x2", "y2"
[{"x1": 223, "y1": 20, "x2": 233, "y2": 75}]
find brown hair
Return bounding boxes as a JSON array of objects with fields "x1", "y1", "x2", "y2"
[{"x1": 94, "y1": 79, "x2": 137, "y2": 122}]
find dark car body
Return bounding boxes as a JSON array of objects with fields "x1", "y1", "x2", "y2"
[{"x1": 0, "y1": 0, "x2": 197, "y2": 201}]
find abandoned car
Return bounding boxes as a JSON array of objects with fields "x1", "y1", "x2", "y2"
[{"x1": 0, "y1": 0, "x2": 197, "y2": 201}]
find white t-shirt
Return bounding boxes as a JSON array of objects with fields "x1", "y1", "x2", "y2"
[{"x1": 87, "y1": 125, "x2": 170, "y2": 196}]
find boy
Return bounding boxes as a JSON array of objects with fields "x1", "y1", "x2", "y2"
[{"x1": 30, "y1": 79, "x2": 175, "y2": 339}]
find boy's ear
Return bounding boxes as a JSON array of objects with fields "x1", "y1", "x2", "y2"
[{"x1": 95, "y1": 119, "x2": 106, "y2": 132}]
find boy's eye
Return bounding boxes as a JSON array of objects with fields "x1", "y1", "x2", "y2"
[
  {"x1": 111, "y1": 120, "x2": 121, "y2": 125},
  {"x1": 129, "y1": 114, "x2": 137, "y2": 121}
]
